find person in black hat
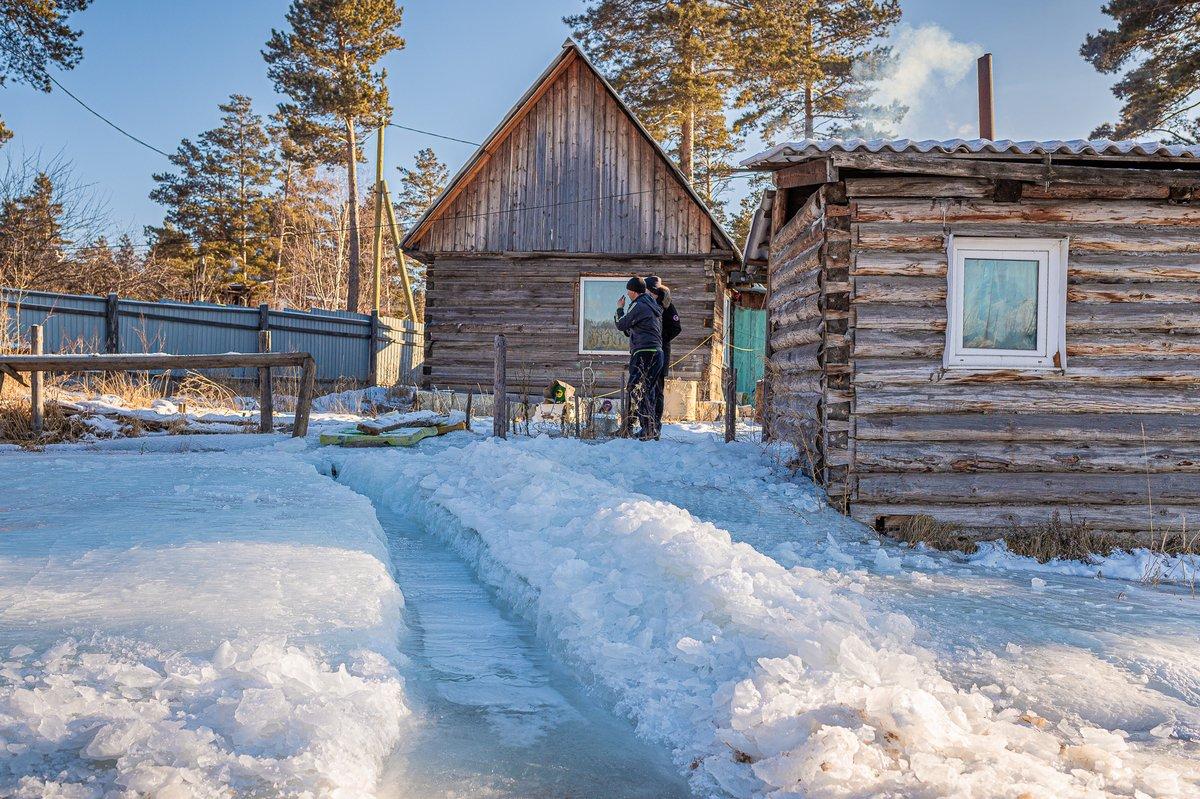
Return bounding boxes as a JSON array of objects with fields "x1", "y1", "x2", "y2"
[
  {"x1": 615, "y1": 276, "x2": 663, "y2": 439},
  {"x1": 645, "y1": 275, "x2": 680, "y2": 439}
]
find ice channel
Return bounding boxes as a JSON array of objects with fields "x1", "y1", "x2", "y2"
[{"x1": 339, "y1": 492, "x2": 689, "y2": 799}]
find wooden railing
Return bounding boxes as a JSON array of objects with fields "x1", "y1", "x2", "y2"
[{"x1": 0, "y1": 347, "x2": 317, "y2": 438}]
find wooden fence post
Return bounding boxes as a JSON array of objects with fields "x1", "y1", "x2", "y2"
[
  {"x1": 724, "y1": 366, "x2": 738, "y2": 443},
  {"x1": 465, "y1": 389, "x2": 474, "y2": 425},
  {"x1": 619, "y1": 370, "x2": 628, "y2": 438},
  {"x1": 30, "y1": 325, "x2": 43, "y2": 436},
  {"x1": 256, "y1": 304, "x2": 270, "y2": 392},
  {"x1": 368, "y1": 310, "x2": 380, "y2": 386},
  {"x1": 104, "y1": 293, "x2": 120, "y2": 354},
  {"x1": 258, "y1": 330, "x2": 273, "y2": 434},
  {"x1": 493, "y1": 334, "x2": 507, "y2": 439},
  {"x1": 293, "y1": 355, "x2": 316, "y2": 438},
  {"x1": 761, "y1": 373, "x2": 771, "y2": 443}
]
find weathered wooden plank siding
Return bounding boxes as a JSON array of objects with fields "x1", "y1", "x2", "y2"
[
  {"x1": 423, "y1": 257, "x2": 719, "y2": 393},
  {"x1": 410, "y1": 46, "x2": 734, "y2": 396},
  {"x1": 420, "y1": 57, "x2": 710, "y2": 256},
  {"x1": 844, "y1": 176, "x2": 1200, "y2": 538}
]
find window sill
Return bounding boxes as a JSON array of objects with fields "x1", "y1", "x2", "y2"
[{"x1": 934, "y1": 366, "x2": 1066, "y2": 382}]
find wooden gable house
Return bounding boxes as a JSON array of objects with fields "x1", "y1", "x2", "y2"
[
  {"x1": 742, "y1": 138, "x2": 1200, "y2": 544},
  {"x1": 402, "y1": 41, "x2": 739, "y2": 397}
]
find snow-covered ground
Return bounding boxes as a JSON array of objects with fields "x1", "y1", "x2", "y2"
[
  {"x1": 0, "y1": 436, "x2": 409, "y2": 797},
  {"x1": 1, "y1": 417, "x2": 1198, "y2": 797},
  {"x1": 322, "y1": 432, "x2": 1200, "y2": 798}
]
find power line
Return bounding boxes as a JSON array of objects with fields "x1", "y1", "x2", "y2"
[
  {"x1": 43, "y1": 74, "x2": 173, "y2": 158},
  {"x1": 50, "y1": 174, "x2": 760, "y2": 255},
  {"x1": 386, "y1": 123, "x2": 481, "y2": 147}
]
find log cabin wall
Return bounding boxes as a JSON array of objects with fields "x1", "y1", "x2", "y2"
[
  {"x1": 840, "y1": 175, "x2": 1200, "y2": 542},
  {"x1": 424, "y1": 256, "x2": 721, "y2": 393},
  {"x1": 406, "y1": 43, "x2": 737, "y2": 395},
  {"x1": 763, "y1": 188, "x2": 827, "y2": 472}
]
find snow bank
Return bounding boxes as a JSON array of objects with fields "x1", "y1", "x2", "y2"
[
  {"x1": 967, "y1": 539, "x2": 1200, "y2": 586},
  {"x1": 0, "y1": 444, "x2": 409, "y2": 798},
  {"x1": 324, "y1": 436, "x2": 1190, "y2": 798}
]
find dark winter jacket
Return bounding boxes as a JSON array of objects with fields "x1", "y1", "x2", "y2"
[
  {"x1": 653, "y1": 286, "x2": 682, "y2": 351},
  {"x1": 615, "y1": 293, "x2": 663, "y2": 352}
]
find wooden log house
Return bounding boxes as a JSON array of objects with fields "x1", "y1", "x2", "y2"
[
  {"x1": 742, "y1": 138, "x2": 1200, "y2": 543},
  {"x1": 403, "y1": 41, "x2": 740, "y2": 398}
]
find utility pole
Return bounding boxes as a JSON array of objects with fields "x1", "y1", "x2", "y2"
[
  {"x1": 382, "y1": 179, "x2": 419, "y2": 322},
  {"x1": 372, "y1": 121, "x2": 386, "y2": 312}
]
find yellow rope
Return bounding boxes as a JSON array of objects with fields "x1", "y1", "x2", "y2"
[
  {"x1": 584, "y1": 335, "x2": 769, "y2": 401},
  {"x1": 590, "y1": 334, "x2": 717, "y2": 399}
]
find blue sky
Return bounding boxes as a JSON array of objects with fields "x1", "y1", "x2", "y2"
[{"x1": 2, "y1": 0, "x2": 1118, "y2": 239}]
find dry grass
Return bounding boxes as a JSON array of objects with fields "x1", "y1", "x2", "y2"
[
  {"x1": 889, "y1": 515, "x2": 980, "y2": 555},
  {"x1": 1003, "y1": 511, "x2": 1115, "y2": 563},
  {"x1": 1142, "y1": 521, "x2": 1199, "y2": 590},
  {"x1": 886, "y1": 511, "x2": 1120, "y2": 564},
  {"x1": 0, "y1": 397, "x2": 91, "y2": 448}
]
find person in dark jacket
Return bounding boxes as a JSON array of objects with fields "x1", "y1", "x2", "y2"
[
  {"x1": 615, "y1": 276, "x2": 663, "y2": 439},
  {"x1": 645, "y1": 275, "x2": 680, "y2": 439}
]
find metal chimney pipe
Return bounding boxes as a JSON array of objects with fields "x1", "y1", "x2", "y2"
[{"x1": 977, "y1": 53, "x2": 995, "y2": 140}]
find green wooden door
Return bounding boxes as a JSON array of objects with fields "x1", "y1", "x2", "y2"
[{"x1": 733, "y1": 306, "x2": 766, "y2": 398}]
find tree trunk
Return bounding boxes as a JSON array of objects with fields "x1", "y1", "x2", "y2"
[
  {"x1": 345, "y1": 117, "x2": 361, "y2": 312},
  {"x1": 804, "y1": 81, "x2": 814, "y2": 138},
  {"x1": 680, "y1": 101, "x2": 695, "y2": 182},
  {"x1": 803, "y1": 14, "x2": 815, "y2": 139},
  {"x1": 274, "y1": 161, "x2": 293, "y2": 304}
]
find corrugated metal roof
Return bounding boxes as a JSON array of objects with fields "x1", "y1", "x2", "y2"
[{"x1": 742, "y1": 138, "x2": 1200, "y2": 167}]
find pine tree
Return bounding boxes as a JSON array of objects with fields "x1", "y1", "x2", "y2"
[
  {"x1": 734, "y1": 0, "x2": 901, "y2": 140},
  {"x1": 0, "y1": 172, "x2": 66, "y2": 288},
  {"x1": 144, "y1": 223, "x2": 212, "y2": 302},
  {"x1": 149, "y1": 95, "x2": 279, "y2": 292},
  {"x1": 692, "y1": 106, "x2": 743, "y2": 222},
  {"x1": 1081, "y1": 1, "x2": 1200, "y2": 144},
  {"x1": 0, "y1": 0, "x2": 90, "y2": 145},
  {"x1": 394, "y1": 147, "x2": 448, "y2": 230},
  {"x1": 567, "y1": 0, "x2": 735, "y2": 182},
  {"x1": 264, "y1": 0, "x2": 405, "y2": 312}
]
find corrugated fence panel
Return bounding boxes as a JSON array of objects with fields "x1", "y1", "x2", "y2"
[
  {"x1": 268, "y1": 309, "x2": 370, "y2": 384},
  {"x1": 2, "y1": 289, "x2": 106, "y2": 351},
  {"x1": 2, "y1": 287, "x2": 424, "y2": 387},
  {"x1": 377, "y1": 316, "x2": 423, "y2": 385},
  {"x1": 120, "y1": 300, "x2": 261, "y2": 381}
]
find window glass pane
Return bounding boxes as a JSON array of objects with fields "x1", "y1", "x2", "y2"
[
  {"x1": 962, "y1": 257, "x2": 1039, "y2": 350},
  {"x1": 580, "y1": 279, "x2": 627, "y2": 352}
]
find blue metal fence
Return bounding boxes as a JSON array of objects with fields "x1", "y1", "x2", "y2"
[{"x1": 0, "y1": 288, "x2": 422, "y2": 386}]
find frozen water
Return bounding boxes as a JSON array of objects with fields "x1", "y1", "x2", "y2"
[
  {"x1": 367, "y1": 504, "x2": 687, "y2": 798},
  {"x1": 5, "y1": 421, "x2": 1199, "y2": 798},
  {"x1": 319, "y1": 431, "x2": 1200, "y2": 798}
]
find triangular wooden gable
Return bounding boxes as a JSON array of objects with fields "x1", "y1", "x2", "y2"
[{"x1": 403, "y1": 41, "x2": 739, "y2": 258}]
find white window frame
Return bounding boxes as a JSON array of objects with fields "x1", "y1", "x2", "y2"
[
  {"x1": 578, "y1": 276, "x2": 629, "y2": 356},
  {"x1": 944, "y1": 236, "x2": 1068, "y2": 370}
]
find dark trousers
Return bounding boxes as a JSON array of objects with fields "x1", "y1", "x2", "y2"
[
  {"x1": 653, "y1": 345, "x2": 670, "y2": 431},
  {"x1": 627, "y1": 349, "x2": 663, "y2": 437}
]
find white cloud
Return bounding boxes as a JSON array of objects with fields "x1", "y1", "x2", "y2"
[
  {"x1": 855, "y1": 24, "x2": 984, "y2": 139},
  {"x1": 877, "y1": 24, "x2": 983, "y2": 112}
]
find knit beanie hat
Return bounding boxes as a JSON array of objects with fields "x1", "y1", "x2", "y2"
[{"x1": 626, "y1": 276, "x2": 647, "y2": 294}]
